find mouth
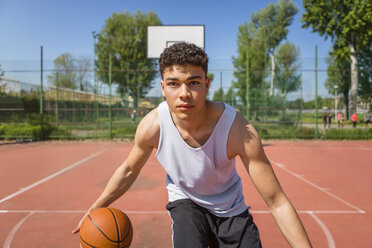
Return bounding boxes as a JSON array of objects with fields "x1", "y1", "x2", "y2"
[{"x1": 177, "y1": 104, "x2": 194, "y2": 110}]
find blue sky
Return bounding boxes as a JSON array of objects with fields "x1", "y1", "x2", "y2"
[{"x1": 0, "y1": 0, "x2": 333, "y2": 100}]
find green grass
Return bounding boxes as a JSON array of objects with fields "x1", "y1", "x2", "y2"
[
  {"x1": 1, "y1": 113, "x2": 371, "y2": 141},
  {"x1": 48, "y1": 117, "x2": 140, "y2": 140},
  {"x1": 253, "y1": 122, "x2": 372, "y2": 140},
  {"x1": 254, "y1": 123, "x2": 316, "y2": 139},
  {"x1": 322, "y1": 128, "x2": 372, "y2": 140},
  {"x1": 0, "y1": 123, "x2": 69, "y2": 141}
]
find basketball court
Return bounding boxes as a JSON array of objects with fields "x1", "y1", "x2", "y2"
[
  {"x1": 1, "y1": 26, "x2": 371, "y2": 248},
  {"x1": 0, "y1": 140, "x2": 371, "y2": 247}
]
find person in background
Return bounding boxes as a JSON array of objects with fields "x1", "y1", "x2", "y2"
[
  {"x1": 322, "y1": 112, "x2": 328, "y2": 129},
  {"x1": 131, "y1": 109, "x2": 137, "y2": 124},
  {"x1": 365, "y1": 112, "x2": 371, "y2": 128},
  {"x1": 337, "y1": 112, "x2": 344, "y2": 128},
  {"x1": 328, "y1": 113, "x2": 332, "y2": 129},
  {"x1": 352, "y1": 112, "x2": 357, "y2": 128}
]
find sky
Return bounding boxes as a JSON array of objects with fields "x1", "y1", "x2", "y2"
[{"x1": 0, "y1": 0, "x2": 333, "y2": 100}]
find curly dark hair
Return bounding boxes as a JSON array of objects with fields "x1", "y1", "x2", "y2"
[{"x1": 158, "y1": 42, "x2": 208, "y2": 78}]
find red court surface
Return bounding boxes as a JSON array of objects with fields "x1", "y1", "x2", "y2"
[{"x1": 0, "y1": 140, "x2": 371, "y2": 247}]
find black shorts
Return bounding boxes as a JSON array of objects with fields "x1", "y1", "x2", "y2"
[{"x1": 166, "y1": 199, "x2": 262, "y2": 248}]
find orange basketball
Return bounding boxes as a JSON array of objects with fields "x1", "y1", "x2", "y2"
[{"x1": 80, "y1": 207, "x2": 133, "y2": 248}]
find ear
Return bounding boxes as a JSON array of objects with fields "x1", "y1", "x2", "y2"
[
  {"x1": 205, "y1": 76, "x2": 210, "y2": 92},
  {"x1": 161, "y1": 80, "x2": 166, "y2": 97}
]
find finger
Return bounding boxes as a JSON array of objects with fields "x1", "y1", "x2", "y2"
[
  {"x1": 72, "y1": 227, "x2": 80, "y2": 234},
  {"x1": 73, "y1": 212, "x2": 90, "y2": 234}
]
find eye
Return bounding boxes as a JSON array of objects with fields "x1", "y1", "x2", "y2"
[
  {"x1": 189, "y1": 81, "x2": 200, "y2": 86},
  {"x1": 167, "y1": 82, "x2": 179, "y2": 87}
]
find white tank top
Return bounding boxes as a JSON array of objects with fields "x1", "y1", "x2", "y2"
[{"x1": 155, "y1": 101, "x2": 248, "y2": 217}]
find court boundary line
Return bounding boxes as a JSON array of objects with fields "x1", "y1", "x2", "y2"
[
  {"x1": 3, "y1": 211, "x2": 34, "y2": 248},
  {"x1": 271, "y1": 160, "x2": 365, "y2": 214},
  {"x1": 307, "y1": 211, "x2": 335, "y2": 248},
  {"x1": 0, "y1": 149, "x2": 107, "y2": 204},
  {"x1": 0, "y1": 209, "x2": 365, "y2": 214},
  {"x1": 0, "y1": 209, "x2": 358, "y2": 248}
]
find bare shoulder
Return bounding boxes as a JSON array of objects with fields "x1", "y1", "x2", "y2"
[
  {"x1": 134, "y1": 107, "x2": 160, "y2": 149},
  {"x1": 228, "y1": 111, "x2": 264, "y2": 160}
]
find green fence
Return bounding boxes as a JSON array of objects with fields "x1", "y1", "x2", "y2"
[
  {"x1": 0, "y1": 61, "x2": 371, "y2": 140},
  {"x1": 0, "y1": 77, "x2": 162, "y2": 140}
]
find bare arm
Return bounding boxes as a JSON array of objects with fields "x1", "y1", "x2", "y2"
[
  {"x1": 72, "y1": 108, "x2": 159, "y2": 234},
  {"x1": 229, "y1": 113, "x2": 312, "y2": 247}
]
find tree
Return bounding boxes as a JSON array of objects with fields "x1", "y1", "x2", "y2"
[
  {"x1": 207, "y1": 73, "x2": 215, "y2": 99},
  {"x1": 233, "y1": 0, "x2": 298, "y2": 121},
  {"x1": 48, "y1": 53, "x2": 77, "y2": 89},
  {"x1": 302, "y1": 0, "x2": 372, "y2": 118},
  {"x1": 325, "y1": 53, "x2": 351, "y2": 117},
  {"x1": 95, "y1": 11, "x2": 162, "y2": 107},
  {"x1": 274, "y1": 42, "x2": 302, "y2": 122},
  {"x1": 213, "y1": 88, "x2": 224, "y2": 102},
  {"x1": 250, "y1": 0, "x2": 298, "y2": 96},
  {"x1": 212, "y1": 87, "x2": 237, "y2": 106},
  {"x1": 207, "y1": 73, "x2": 214, "y2": 84},
  {"x1": 224, "y1": 87, "x2": 237, "y2": 106},
  {"x1": 75, "y1": 55, "x2": 92, "y2": 91},
  {"x1": 233, "y1": 22, "x2": 266, "y2": 107},
  {"x1": 275, "y1": 42, "x2": 302, "y2": 98},
  {"x1": 48, "y1": 53, "x2": 92, "y2": 91},
  {"x1": 358, "y1": 45, "x2": 372, "y2": 110}
]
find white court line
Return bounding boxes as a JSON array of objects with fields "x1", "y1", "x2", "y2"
[
  {"x1": 0, "y1": 209, "x2": 364, "y2": 214},
  {"x1": 271, "y1": 160, "x2": 365, "y2": 214},
  {"x1": 251, "y1": 210, "x2": 363, "y2": 214},
  {"x1": 0, "y1": 210, "x2": 168, "y2": 214},
  {"x1": 0, "y1": 149, "x2": 107, "y2": 204},
  {"x1": 0, "y1": 209, "x2": 355, "y2": 248},
  {"x1": 264, "y1": 146, "x2": 372, "y2": 152},
  {"x1": 308, "y1": 211, "x2": 336, "y2": 248},
  {"x1": 3, "y1": 212, "x2": 34, "y2": 248}
]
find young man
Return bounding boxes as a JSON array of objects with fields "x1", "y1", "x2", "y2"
[{"x1": 73, "y1": 42, "x2": 312, "y2": 247}]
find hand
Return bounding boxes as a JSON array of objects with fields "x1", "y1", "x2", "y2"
[{"x1": 72, "y1": 212, "x2": 89, "y2": 234}]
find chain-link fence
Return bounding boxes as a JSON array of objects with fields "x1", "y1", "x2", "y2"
[
  {"x1": 0, "y1": 75, "x2": 162, "y2": 140},
  {"x1": 0, "y1": 58, "x2": 370, "y2": 140}
]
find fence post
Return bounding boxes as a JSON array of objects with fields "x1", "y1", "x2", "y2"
[
  {"x1": 55, "y1": 72, "x2": 59, "y2": 125},
  {"x1": 315, "y1": 45, "x2": 319, "y2": 139},
  {"x1": 220, "y1": 71, "x2": 223, "y2": 92},
  {"x1": 246, "y1": 45, "x2": 250, "y2": 120},
  {"x1": 108, "y1": 48, "x2": 112, "y2": 139},
  {"x1": 263, "y1": 43, "x2": 267, "y2": 122},
  {"x1": 40, "y1": 46, "x2": 44, "y2": 140},
  {"x1": 93, "y1": 33, "x2": 98, "y2": 124},
  {"x1": 72, "y1": 90, "x2": 76, "y2": 123}
]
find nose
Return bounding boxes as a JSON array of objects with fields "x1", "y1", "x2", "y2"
[{"x1": 179, "y1": 83, "x2": 191, "y2": 99}]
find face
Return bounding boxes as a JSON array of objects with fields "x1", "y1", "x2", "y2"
[{"x1": 161, "y1": 64, "x2": 210, "y2": 120}]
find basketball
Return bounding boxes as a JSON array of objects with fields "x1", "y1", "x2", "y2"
[{"x1": 80, "y1": 207, "x2": 133, "y2": 248}]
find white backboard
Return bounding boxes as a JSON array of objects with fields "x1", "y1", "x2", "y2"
[{"x1": 147, "y1": 25, "x2": 205, "y2": 59}]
